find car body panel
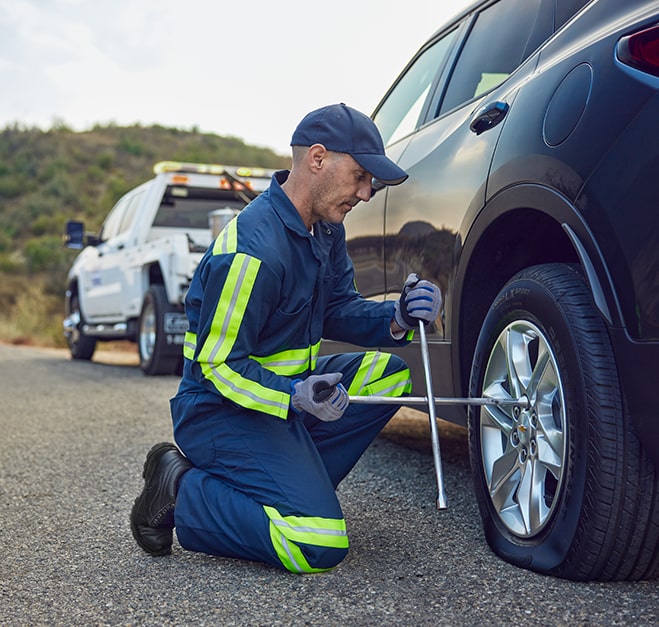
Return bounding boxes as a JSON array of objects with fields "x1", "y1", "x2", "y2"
[{"x1": 331, "y1": 0, "x2": 659, "y2": 466}]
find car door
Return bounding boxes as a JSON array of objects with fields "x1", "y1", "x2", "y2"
[
  {"x1": 345, "y1": 23, "x2": 464, "y2": 300},
  {"x1": 367, "y1": 0, "x2": 553, "y2": 407}
]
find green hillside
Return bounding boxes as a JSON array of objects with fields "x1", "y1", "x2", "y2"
[{"x1": 0, "y1": 122, "x2": 290, "y2": 347}]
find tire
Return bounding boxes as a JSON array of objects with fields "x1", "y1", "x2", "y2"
[
  {"x1": 468, "y1": 263, "x2": 659, "y2": 581},
  {"x1": 66, "y1": 293, "x2": 96, "y2": 361},
  {"x1": 138, "y1": 285, "x2": 181, "y2": 376}
]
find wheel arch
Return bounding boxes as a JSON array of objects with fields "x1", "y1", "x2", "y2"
[
  {"x1": 145, "y1": 262, "x2": 165, "y2": 287},
  {"x1": 65, "y1": 278, "x2": 83, "y2": 316},
  {"x1": 452, "y1": 183, "x2": 622, "y2": 394}
]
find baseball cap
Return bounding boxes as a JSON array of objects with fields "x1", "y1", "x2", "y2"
[{"x1": 290, "y1": 103, "x2": 408, "y2": 186}]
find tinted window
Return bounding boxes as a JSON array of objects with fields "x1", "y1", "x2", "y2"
[
  {"x1": 440, "y1": 0, "x2": 547, "y2": 114},
  {"x1": 153, "y1": 187, "x2": 245, "y2": 229},
  {"x1": 373, "y1": 28, "x2": 459, "y2": 146}
]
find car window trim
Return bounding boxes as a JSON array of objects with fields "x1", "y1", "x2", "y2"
[{"x1": 421, "y1": 13, "x2": 478, "y2": 127}]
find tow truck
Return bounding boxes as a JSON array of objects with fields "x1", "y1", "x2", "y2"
[{"x1": 63, "y1": 161, "x2": 274, "y2": 375}]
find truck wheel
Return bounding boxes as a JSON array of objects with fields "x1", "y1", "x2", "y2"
[
  {"x1": 66, "y1": 293, "x2": 96, "y2": 361},
  {"x1": 138, "y1": 285, "x2": 181, "y2": 376},
  {"x1": 468, "y1": 263, "x2": 659, "y2": 581}
]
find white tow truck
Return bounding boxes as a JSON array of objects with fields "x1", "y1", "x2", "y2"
[{"x1": 63, "y1": 161, "x2": 274, "y2": 375}]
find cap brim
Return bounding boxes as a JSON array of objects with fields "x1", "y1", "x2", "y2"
[{"x1": 352, "y1": 153, "x2": 408, "y2": 186}]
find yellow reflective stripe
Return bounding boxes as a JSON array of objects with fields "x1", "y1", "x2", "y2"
[
  {"x1": 347, "y1": 351, "x2": 412, "y2": 398},
  {"x1": 347, "y1": 351, "x2": 390, "y2": 396},
  {"x1": 183, "y1": 331, "x2": 196, "y2": 360},
  {"x1": 252, "y1": 341, "x2": 321, "y2": 375},
  {"x1": 198, "y1": 253, "x2": 290, "y2": 419},
  {"x1": 360, "y1": 369, "x2": 412, "y2": 398},
  {"x1": 213, "y1": 216, "x2": 238, "y2": 254},
  {"x1": 264, "y1": 505, "x2": 349, "y2": 574},
  {"x1": 208, "y1": 362, "x2": 289, "y2": 417},
  {"x1": 198, "y1": 253, "x2": 256, "y2": 364}
]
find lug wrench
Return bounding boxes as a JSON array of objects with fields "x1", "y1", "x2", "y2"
[{"x1": 348, "y1": 320, "x2": 525, "y2": 510}]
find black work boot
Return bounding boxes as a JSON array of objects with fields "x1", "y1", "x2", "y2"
[{"x1": 130, "y1": 442, "x2": 193, "y2": 556}]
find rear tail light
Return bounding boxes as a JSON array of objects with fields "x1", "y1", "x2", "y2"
[{"x1": 618, "y1": 23, "x2": 659, "y2": 77}]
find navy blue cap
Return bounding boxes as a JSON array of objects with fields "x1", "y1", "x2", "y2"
[{"x1": 291, "y1": 103, "x2": 408, "y2": 186}]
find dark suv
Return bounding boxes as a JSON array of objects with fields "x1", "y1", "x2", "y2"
[{"x1": 333, "y1": 0, "x2": 659, "y2": 581}]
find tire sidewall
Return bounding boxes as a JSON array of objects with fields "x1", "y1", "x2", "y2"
[
  {"x1": 68, "y1": 292, "x2": 96, "y2": 360},
  {"x1": 468, "y1": 272, "x2": 589, "y2": 573},
  {"x1": 138, "y1": 284, "x2": 179, "y2": 375}
]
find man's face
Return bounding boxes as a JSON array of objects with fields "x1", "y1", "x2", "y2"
[{"x1": 311, "y1": 152, "x2": 373, "y2": 224}]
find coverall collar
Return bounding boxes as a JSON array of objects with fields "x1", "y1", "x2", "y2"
[{"x1": 270, "y1": 170, "x2": 317, "y2": 238}]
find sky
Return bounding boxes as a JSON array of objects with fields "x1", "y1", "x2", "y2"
[{"x1": 0, "y1": 0, "x2": 474, "y2": 155}]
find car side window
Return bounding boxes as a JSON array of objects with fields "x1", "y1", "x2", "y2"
[
  {"x1": 439, "y1": 0, "x2": 548, "y2": 115},
  {"x1": 373, "y1": 27, "x2": 459, "y2": 146}
]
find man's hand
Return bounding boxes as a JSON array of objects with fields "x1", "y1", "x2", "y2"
[
  {"x1": 393, "y1": 273, "x2": 442, "y2": 330},
  {"x1": 291, "y1": 372, "x2": 349, "y2": 422}
]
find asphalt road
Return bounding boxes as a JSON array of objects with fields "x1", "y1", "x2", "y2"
[{"x1": 1, "y1": 342, "x2": 657, "y2": 626}]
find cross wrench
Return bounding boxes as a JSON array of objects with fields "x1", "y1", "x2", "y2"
[{"x1": 348, "y1": 320, "x2": 526, "y2": 510}]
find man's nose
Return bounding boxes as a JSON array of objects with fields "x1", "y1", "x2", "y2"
[{"x1": 357, "y1": 181, "x2": 372, "y2": 202}]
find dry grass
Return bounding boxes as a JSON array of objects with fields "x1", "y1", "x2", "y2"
[{"x1": 0, "y1": 275, "x2": 66, "y2": 347}]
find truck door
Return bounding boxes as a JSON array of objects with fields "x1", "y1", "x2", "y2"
[{"x1": 81, "y1": 191, "x2": 142, "y2": 320}]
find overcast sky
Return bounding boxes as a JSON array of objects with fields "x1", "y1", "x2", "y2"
[{"x1": 0, "y1": 0, "x2": 473, "y2": 155}]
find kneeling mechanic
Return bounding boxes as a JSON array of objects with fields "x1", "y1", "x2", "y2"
[{"x1": 130, "y1": 103, "x2": 442, "y2": 573}]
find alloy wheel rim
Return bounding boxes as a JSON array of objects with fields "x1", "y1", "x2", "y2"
[{"x1": 479, "y1": 320, "x2": 567, "y2": 537}]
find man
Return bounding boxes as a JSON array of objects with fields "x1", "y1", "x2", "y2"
[{"x1": 130, "y1": 103, "x2": 442, "y2": 573}]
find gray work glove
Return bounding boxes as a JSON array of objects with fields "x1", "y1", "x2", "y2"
[
  {"x1": 393, "y1": 273, "x2": 442, "y2": 330},
  {"x1": 291, "y1": 372, "x2": 349, "y2": 422}
]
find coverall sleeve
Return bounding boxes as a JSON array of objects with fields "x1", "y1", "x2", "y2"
[
  {"x1": 191, "y1": 250, "x2": 293, "y2": 420},
  {"x1": 322, "y1": 228, "x2": 412, "y2": 348}
]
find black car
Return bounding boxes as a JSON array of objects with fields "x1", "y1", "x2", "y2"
[{"x1": 331, "y1": 0, "x2": 659, "y2": 581}]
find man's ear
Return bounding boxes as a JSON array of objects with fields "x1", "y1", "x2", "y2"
[{"x1": 307, "y1": 144, "x2": 327, "y2": 173}]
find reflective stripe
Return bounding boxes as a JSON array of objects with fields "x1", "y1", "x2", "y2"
[
  {"x1": 362, "y1": 370, "x2": 412, "y2": 398},
  {"x1": 197, "y1": 253, "x2": 290, "y2": 419},
  {"x1": 347, "y1": 351, "x2": 412, "y2": 398},
  {"x1": 183, "y1": 331, "x2": 196, "y2": 360},
  {"x1": 264, "y1": 505, "x2": 348, "y2": 574},
  {"x1": 213, "y1": 216, "x2": 238, "y2": 254},
  {"x1": 251, "y1": 341, "x2": 321, "y2": 375},
  {"x1": 347, "y1": 351, "x2": 389, "y2": 396},
  {"x1": 186, "y1": 332, "x2": 319, "y2": 377}
]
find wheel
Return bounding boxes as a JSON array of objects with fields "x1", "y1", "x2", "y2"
[
  {"x1": 138, "y1": 285, "x2": 181, "y2": 376},
  {"x1": 66, "y1": 293, "x2": 96, "y2": 360},
  {"x1": 468, "y1": 263, "x2": 659, "y2": 581}
]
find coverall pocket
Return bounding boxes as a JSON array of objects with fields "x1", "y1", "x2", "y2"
[{"x1": 266, "y1": 298, "x2": 313, "y2": 348}]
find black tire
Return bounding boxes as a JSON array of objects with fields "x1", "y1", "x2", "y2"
[
  {"x1": 138, "y1": 285, "x2": 181, "y2": 376},
  {"x1": 66, "y1": 293, "x2": 96, "y2": 361},
  {"x1": 468, "y1": 263, "x2": 659, "y2": 581}
]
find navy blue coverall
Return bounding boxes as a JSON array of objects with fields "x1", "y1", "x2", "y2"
[{"x1": 171, "y1": 170, "x2": 413, "y2": 572}]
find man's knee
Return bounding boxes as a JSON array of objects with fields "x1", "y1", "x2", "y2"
[
  {"x1": 388, "y1": 352, "x2": 409, "y2": 374},
  {"x1": 283, "y1": 544, "x2": 349, "y2": 574}
]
